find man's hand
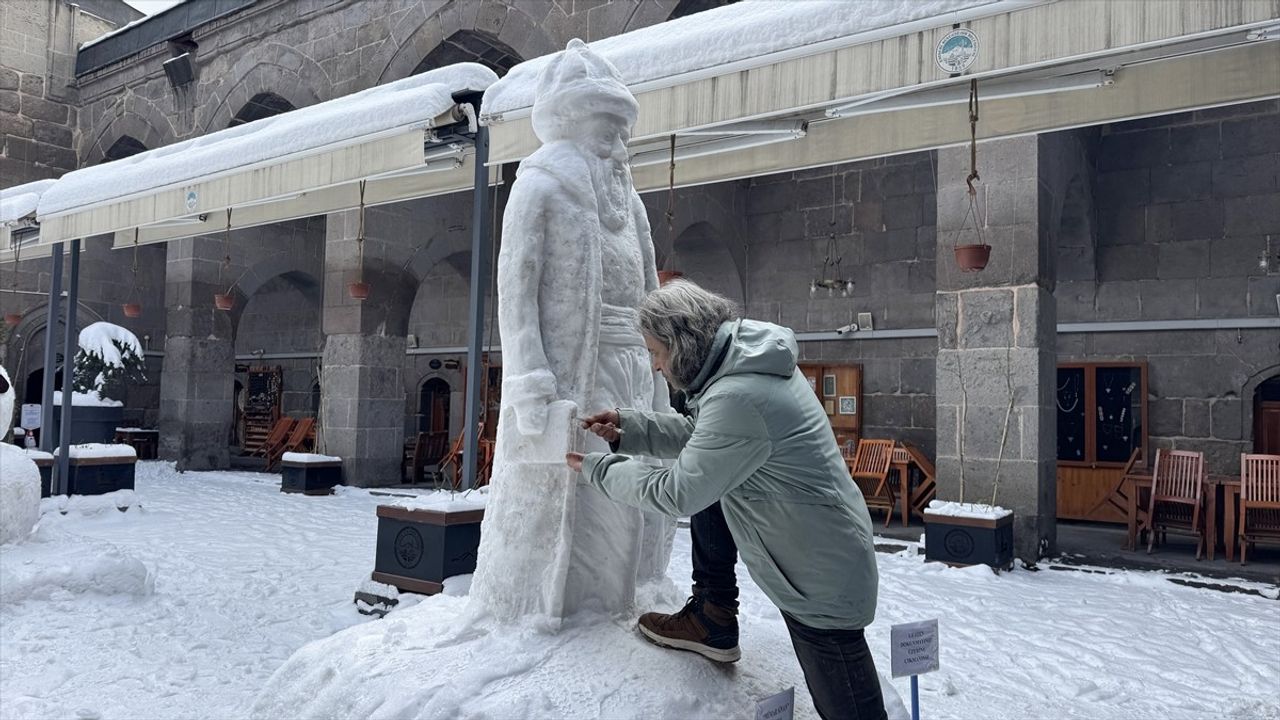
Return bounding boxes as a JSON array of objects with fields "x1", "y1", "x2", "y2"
[
  {"x1": 566, "y1": 452, "x2": 585, "y2": 473},
  {"x1": 580, "y1": 409, "x2": 621, "y2": 443}
]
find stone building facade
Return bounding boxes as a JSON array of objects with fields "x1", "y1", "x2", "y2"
[{"x1": 1, "y1": 0, "x2": 1277, "y2": 558}]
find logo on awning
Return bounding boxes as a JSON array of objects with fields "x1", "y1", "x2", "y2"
[
  {"x1": 936, "y1": 28, "x2": 978, "y2": 74},
  {"x1": 185, "y1": 190, "x2": 198, "y2": 211}
]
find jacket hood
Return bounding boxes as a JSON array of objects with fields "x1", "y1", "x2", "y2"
[{"x1": 687, "y1": 319, "x2": 798, "y2": 395}]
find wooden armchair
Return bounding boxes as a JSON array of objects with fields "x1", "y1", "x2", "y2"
[
  {"x1": 1146, "y1": 449, "x2": 1206, "y2": 558},
  {"x1": 269, "y1": 417, "x2": 315, "y2": 471},
  {"x1": 251, "y1": 417, "x2": 294, "y2": 459},
  {"x1": 849, "y1": 439, "x2": 895, "y2": 527},
  {"x1": 404, "y1": 431, "x2": 450, "y2": 484},
  {"x1": 1239, "y1": 454, "x2": 1280, "y2": 565},
  {"x1": 898, "y1": 441, "x2": 937, "y2": 521}
]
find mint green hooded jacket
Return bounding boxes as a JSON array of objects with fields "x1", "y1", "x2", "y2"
[{"x1": 581, "y1": 319, "x2": 879, "y2": 630}]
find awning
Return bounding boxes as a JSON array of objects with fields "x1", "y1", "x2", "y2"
[
  {"x1": 36, "y1": 62, "x2": 501, "y2": 249},
  {"x1": 482, "y1": 0, "x2": 1280, "y2": 190},
  {"x1": 0, "y1": 179, "x2": 56, "y2": 264}
]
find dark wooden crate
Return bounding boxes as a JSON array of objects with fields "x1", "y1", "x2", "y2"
[
  {"x1": 65, "y1": 456, "x2": 137, "y2": 496},
  {"x1": 280, "y1": 460, "x2": 342, "y2": 495},
  {"x1": 924, "y1": 511, "x2": 1014, "y2": 571},
  {"x1": 372, "y1": 505, "x2": 484, "y2": 595}
]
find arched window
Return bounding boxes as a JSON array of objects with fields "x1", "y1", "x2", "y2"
[
  {"x1": 413, "y1": 30, "x2": 520, "y2": 76},
  {"x1": 103, "y1": 135, "x2": 147, "y2": 162},
  {"x1": 419, "y1": 377, "x2": 451, "y2": 434},
  {"x1": 1255, "y1": 375, "x2": 1280, "y2": 454},
  {"x1": 230, "y1": 92, "x2": 295, "y2": 127}
]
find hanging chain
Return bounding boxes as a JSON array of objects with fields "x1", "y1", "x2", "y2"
[
  {"x1": 966, "y1": 79, "x2": 980, "y2": 194},
  {"x1": 663, "y1": 134, "x2": 676, "y2": 270},
  {"x1": 356, "y1": 180, "x2": 366, "y2": 282},
  {"x1": 219, "y1": 207, "x2": 233, "y2": 286},
  {"x1": 131, "y1": 227, "x2": 140, "y2": 300}
]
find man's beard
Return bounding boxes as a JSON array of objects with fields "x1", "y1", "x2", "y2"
[{"x1": 588, "y1": 155, "x2": 630, "y2": 232}]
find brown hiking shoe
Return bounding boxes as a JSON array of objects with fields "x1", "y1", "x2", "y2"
[{"x1": 637, "y1": 595, "x2": 741, "y2": 663}]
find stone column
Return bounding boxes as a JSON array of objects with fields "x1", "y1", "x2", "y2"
[
  {"x1": 934, "y1": 136, "x2": 1057, "y2": 563},
  {"x1": 319, "y1": 210, "x2": 406, "y2": 488},
  {"x1": 159, "y1": 237, "x2": 235, "y2": 471}
]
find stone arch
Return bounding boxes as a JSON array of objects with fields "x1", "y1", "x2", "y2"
[
  {"x1": 82, "y1": 95, "x2": 171, "y2": 166},
  {"x1": 1242, "y1": 364, "x2": 1280, "y2": 452},
  {"x1": 408, "y1": 248, "x2": 476, "y2": 350},
  {"x1": 1055, "y1": 172, "x2": 1096, "y2": 282},
  {"x1": 664, "y1": 221, "x2": 745, "y2": 305},
  {"x1": 670, "y1": 0, "x2": 739, "y2": 19},
  {"x1": 199, "y1": 45, "x2": 326, "y2": 133},
  {"x1": 229, "y1": 92, "x2": 296, "y2": 127},
  {"x1": 102, "y1": 135, "x2": 148, "y2": 162},
  {"x1": 5, "y1": 301, "x2": 107, "y2": 407},
  {"x1": 232, "y1": 270, "x2": 322, "y2": 355},
  {"x1": 376, "y1": 2, "x2": 553, "y2": 84}
]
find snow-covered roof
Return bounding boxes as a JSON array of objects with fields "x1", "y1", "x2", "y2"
[
  {"x1": 0, "y1": 179, "x2": 56, "y2": 225},
  {"x1": 39, "y1": 63, "x2": 497, "y2": 218},
  {"x1": 481, "y1": 0, "x2": 999, "y2": 119}
]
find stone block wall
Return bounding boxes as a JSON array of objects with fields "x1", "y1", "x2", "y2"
[{"x1": 1054, "y1": 101, "x2": 1280, "y2": 474}]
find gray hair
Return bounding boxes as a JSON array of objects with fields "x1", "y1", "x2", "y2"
[{"x1": 637, "y1": 280, "x2": 740, "y2": 390}]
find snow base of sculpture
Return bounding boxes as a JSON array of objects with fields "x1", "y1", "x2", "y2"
[
  {"x1": 252, "y1": 591, "x2": 909, "y2": 719},
  {"x1": 0, "y1": 444, "x2": 41, "y2": 545}
]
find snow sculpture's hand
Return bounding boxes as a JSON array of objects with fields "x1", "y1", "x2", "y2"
[
  {"x1": 508, "y1": 400, "x2": 579, "y2": 464},
  {"x1": 579, "y1": 409, "x2": 621, "y2": 444},
  {"x1": 565, "y1": 452, "x2": 585, "y2": 473}
]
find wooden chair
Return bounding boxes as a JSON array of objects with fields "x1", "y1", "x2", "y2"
[
  {"x1": 848, "y1": 439, "x2": 895, "y2": 527},
  {"x1": 269, "y1": 417, "x2": 315, "y2": 471},
  {"x1": 898, "y1": 441, "x2": 937, "y2": 521},
  {"x1": 403, "y1": 431, "x2": 451, "y2": 484},
  {"x1": 1146, "y1": 449, "x2": 1206, "y2": 558},
  {"x1": 1239, "y1": 454, "x2": 1280, "y2": 565},
  {"x1": 251, "y1": 417, "x2": 294, "y2": 459}
]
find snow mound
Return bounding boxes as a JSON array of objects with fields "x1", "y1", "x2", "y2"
[
  {"x1": 0, "y1": 539, "x2": 153, "y2": 604},
  {"x1": 925, "y1": 500, "x2": 1012, "y2": 520},
  {"x1": 41, "y1": 489, "x2": 139, "y2": 515},
  {"x1": 0, "y1": 178, "x2": 55, "y2": 223},
  {"x1": 53, "y1": 389, "x2": 123, "y2": 407},
  {"x1": 0, "y1": 443, "x2": 41, "y2": 545},
  {"x1": 53, "y1": 443, "x2": 137, "y2": 460},
  {"x1": 281, "y1": 452, "x2": 341, "y2": 463},
  {"x1": 253, "y1": 599, "x2": 908, "y2": 719},
  {"x1": 377, "y1": 487, "x2": 488, "y2": 513}
]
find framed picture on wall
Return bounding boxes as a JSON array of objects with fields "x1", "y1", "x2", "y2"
[
  {"x1": 807, "y1": 376, "x2": 817, "y2": 392},
  {"x1": 824, "y1": 400, "x2": 835, "y2": 415},
  {"x1": 823, "y1": 374, "x2": 837, "y2": 397},
  {"x1": 838, "y1": 396, "x2": 857, "y2": 415}
]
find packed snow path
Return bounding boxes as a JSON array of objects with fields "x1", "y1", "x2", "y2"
[{"x1": 1, "y1": 462, "x2": 1277, "y2": 719}]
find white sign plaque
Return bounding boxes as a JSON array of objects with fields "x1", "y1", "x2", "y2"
[
  {"x1": 20, "y1": 403, "x2": 41, "y2": 429},
  {"x1": 755, "y1": 687, "x2": 794, "y2": 720},
  {"x1": 891, "y1": 619, "x2": 940, "y2": 678}
]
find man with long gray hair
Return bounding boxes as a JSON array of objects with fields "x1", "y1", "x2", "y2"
[{"x1": 568, "y1": 280, "x2": 886, "y2": 720}]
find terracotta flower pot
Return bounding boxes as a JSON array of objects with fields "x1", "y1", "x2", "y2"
[
  {"x1": 4, "y1": 312, "x2": 21, "y2": 327},
  {"x1": 657, "y1": 270, "x2": 684, "y2": 286},
  {"x1": 348, "y1": 281, "x2": 370, "y2": 300},
  {"x1": 214, "y1": 293, "x2": 235, "y2": 311},
  {"x1": 954, "y1": 244, "x2": 991, "y2": 272},
  {"x1": 122, "y1": 303, "x2": 142, "y2": 318}
]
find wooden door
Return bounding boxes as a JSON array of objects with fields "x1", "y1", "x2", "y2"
[
  {"x1": 1257, "y1": 401, "x2": 1280, "y2": 455},
  {"x1": 800, "y1": 362, "x2": 863, "y2": 450}
]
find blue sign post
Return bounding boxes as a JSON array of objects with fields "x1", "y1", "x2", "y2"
[{"x1": 891, "y1": 619, "x2": 940, "y2": 720}]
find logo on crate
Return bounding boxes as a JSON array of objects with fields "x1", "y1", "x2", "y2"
[
  {"x1": 395, "y1": 526, "x2": 424, "y2": 569},
  {"x1": 943, "y1": 529, "x2": 974, "y2": 560},
  {"x1": 936, "y1": 28, "x2": 978, "y2": 74}
]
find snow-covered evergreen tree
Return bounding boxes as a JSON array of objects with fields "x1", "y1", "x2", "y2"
[{"x1": 71, "y1": 322, "x2": 146, "y2": 402}]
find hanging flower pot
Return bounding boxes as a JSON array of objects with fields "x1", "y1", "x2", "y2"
[
  {"x1": 122, "y1": 303, "x2": 142, "y2": 318},
  {"x1": 214, "y1": 293, "x2": 235, "y2": 311},
  {"x1": 657, "y1": 270, "x2": 684, "y2": 286},
  {"x1": 4, "y1": 312, "x2": 21, "y2": 327},
  {"x1": 954, "y1": 244, "x2": 991, "y2": 272},
  {"x1": 348, "y1": 281, "x2": 370, "y2": 300}
]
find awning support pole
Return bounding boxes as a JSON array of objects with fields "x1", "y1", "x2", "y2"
[
  {"x1": 39, "y1": 242, "x2": 63, "y2": 453},
  {"x1": 461, "y1": 126, "x2": 492, "y2": 490},
  {"x1": 54, "y1": 238, "x2": 80, "y2": 495}
]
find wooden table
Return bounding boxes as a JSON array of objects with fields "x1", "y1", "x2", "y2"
[
  {"x1": 114, "y1": 428, "x2": 159, "y2": 460},
  {"x1": 1123, "y1": 473, "x2": 1240, "y2": 560}
]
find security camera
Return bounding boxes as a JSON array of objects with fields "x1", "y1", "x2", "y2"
[{"x1": 835, "y1": 322, "x2": 859, "y2": 335}]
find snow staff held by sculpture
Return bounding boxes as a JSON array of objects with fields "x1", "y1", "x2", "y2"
[
  {"x1": 469, "y1": 39, "x2": 674, "y2": 622},
  {"x1": 569, "y1": 280, "x2": 888, "y2": 720}
]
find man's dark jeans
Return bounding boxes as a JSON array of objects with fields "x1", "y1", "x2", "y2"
[
  {"x1": 783, "y1": 614, "x2": 888, "y2": 720},
  {"x1": 691, "y1": 502, "x2": 887, "y2": 720}
]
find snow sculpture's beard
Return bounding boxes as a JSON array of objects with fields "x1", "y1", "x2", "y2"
[{"x1": 587, "y1": 154, "x2": 630, "y2": 232}]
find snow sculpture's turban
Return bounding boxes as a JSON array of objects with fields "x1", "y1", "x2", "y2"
[{"x1": 531, "y1": 38, "x2": 638, "y2": 143}]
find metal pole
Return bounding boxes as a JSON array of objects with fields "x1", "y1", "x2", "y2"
[
  {"x1": 911, "y1": 675, "x2": 920, "y2": 720},
  {"x1": 461, "y1": 126, "x2": 492, "y2": 491},
  {"x1": 55, "y1": 238, "x2": 80, "y2": 495},
  {"x1": 39, "y1": 242, "x2": 63, "y2": 452}
]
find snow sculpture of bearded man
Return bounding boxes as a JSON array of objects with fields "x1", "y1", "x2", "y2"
[{"x1": 470, "y1": 40, "x2": 675, "y2": 622}]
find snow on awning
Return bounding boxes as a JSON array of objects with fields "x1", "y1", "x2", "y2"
[
  {"x1": 37, "y1": 62, "x2": 500, "y2": 249},
  {"x1": 482, "y1": 0, "x2": 1280, "y2": 191},
  {"x1": 1, "y1": 179, "x2": 56, "y2": 264}
]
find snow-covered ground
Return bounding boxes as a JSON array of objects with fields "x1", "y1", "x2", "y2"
[{"x1": 2, "y1": 462, "x2": 1277, "y2": 719}]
